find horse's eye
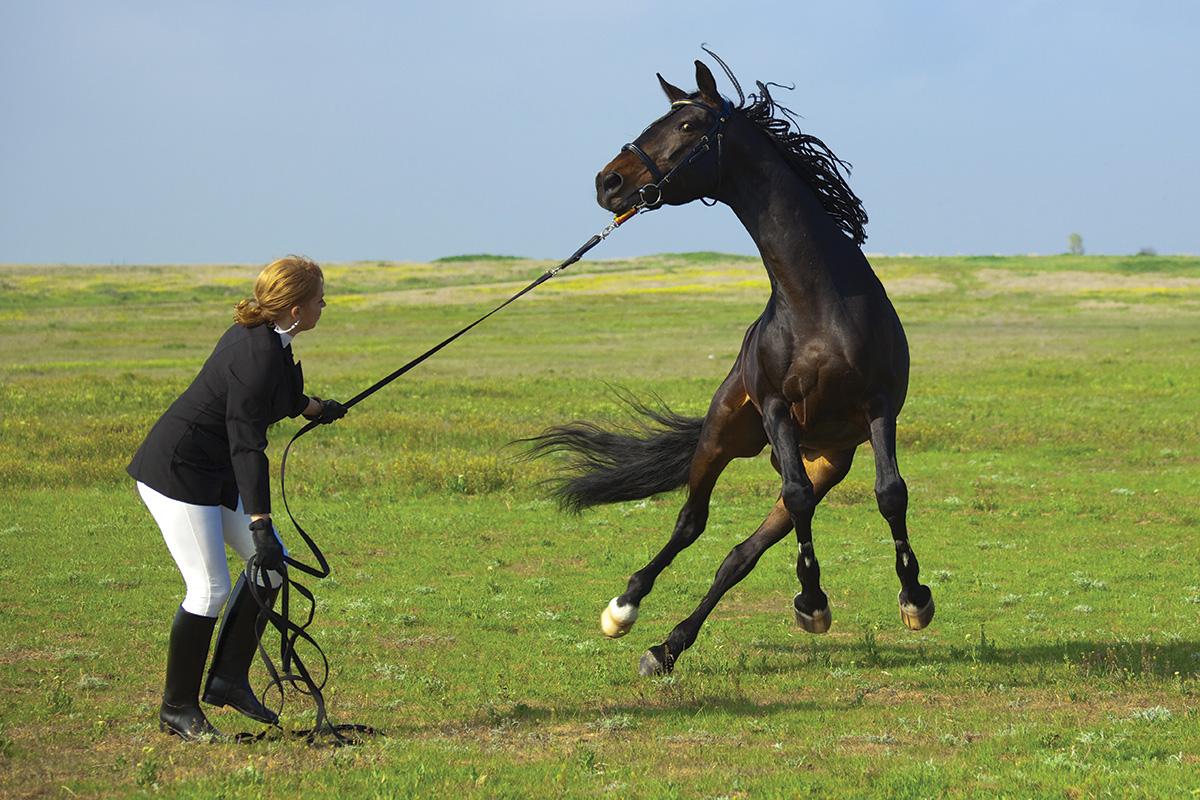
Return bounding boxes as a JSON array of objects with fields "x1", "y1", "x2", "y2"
[{"x1": 680, "y1": 121, "x2": 696, "y2": 133}]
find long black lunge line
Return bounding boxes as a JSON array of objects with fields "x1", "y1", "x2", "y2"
[{"x1": 252, "y1": 209, "x2": 640, "y2": 744}]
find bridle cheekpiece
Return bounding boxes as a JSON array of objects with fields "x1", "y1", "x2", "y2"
[{"x1": 621, "y1": 97, "x2": 733, "y2": 210}]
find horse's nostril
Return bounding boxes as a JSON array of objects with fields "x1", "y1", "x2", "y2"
[{"x1": 602, "y1": 172, "x2": 623, "y2": 193}]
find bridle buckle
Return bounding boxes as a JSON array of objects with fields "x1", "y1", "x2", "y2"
[{"x1": 638, "y1": 184, "x2": 663, "y2": 209}]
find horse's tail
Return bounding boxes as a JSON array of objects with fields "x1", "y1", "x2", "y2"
[{"x1": 522, "y1": 393, "x2": 703, "y2": 513}]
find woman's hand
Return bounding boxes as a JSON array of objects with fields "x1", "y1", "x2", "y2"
[
  {"x1": 249, "y1": 518, "x2": 285, "y2": 571},
  {"x1": 315, "y1": 399, "x2": 347, "y2": 424},
  {"x1": 304, "y1": 396, "x2": 347, "y2": 424}
]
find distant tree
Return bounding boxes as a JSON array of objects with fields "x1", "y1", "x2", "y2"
[
  {"x1": 1068, "y1": 233, "x2": 1084, "y2": 256},
  {"x1": 1136, "y1": 246, "x2": 1157, "y2": 257}
]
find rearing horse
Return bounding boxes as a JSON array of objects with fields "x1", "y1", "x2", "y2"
[{"x1": 530, "y1": 59, "x2": 934, "y2": 676}]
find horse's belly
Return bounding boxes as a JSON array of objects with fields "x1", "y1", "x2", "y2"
[{"x1": 791, "y1": 405, "x2": 869, "y2": 450}]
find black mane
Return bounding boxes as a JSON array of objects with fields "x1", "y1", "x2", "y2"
[
  {"x1": 704, "y1": 50, "x2": 869, "y2": 245},
  {"x1": 740, "y1": 83, "x2": 869, "y2": 245}
]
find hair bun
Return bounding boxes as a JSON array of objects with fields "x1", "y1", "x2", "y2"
[{"x1": 236, "y1": 255, "x2": 323, "y2": 327}]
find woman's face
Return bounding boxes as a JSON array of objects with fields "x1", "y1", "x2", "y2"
[{"x1": 291, "y1": 280, "x2": 326, "y2": 333}]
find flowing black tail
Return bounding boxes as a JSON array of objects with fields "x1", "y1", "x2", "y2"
[{"x1": 523, "y1": 393, "x2": 704, "y2": 513}]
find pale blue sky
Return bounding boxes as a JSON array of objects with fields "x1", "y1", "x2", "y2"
[{"x1": 2, "y1": 1, "x2": 1197, "y2": 263}]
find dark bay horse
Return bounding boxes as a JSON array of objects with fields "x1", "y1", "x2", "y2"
[{"x1": 530, "y1": 59, "x2": 934, "y2": 676}]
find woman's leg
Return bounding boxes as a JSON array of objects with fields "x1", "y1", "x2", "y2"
[
  {"x1": 139, "y1": 482, "x2": 234, "y2": 616},
  {"x1": 202, "y1": 498, "x2": 288, "y2": 724},
  {"x1": 136, "y1": 481, "x2": 229, "y2": 739}
]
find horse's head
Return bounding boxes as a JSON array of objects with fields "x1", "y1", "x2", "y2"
[{"x1": 596, "y1": 60, "x2": 732, "y2": 214}]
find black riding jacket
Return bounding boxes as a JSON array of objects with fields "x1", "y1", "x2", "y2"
[{"x1": 127, "y1": 322, "x2": 308, "y2": 514}]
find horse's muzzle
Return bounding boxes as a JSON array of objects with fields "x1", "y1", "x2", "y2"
[{"x1": 596, "y1": 169, "x2": 629, "y2": 212}]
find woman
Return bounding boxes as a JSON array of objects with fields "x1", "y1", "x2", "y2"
[{"x1": 128, "y1": 255, "x2": 347, "y2": 740}]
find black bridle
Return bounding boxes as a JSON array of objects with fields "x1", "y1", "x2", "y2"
[{"x1": 621, "y1": 97, "x2": 733, "y2": 209}]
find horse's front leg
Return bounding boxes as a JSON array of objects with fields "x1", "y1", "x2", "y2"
[
  {"x1": 756, "y1": 396, "x2": 833, "y2": 633},
  {"x1": 868, "y1": 397, "x2": 934, "y2": 630},
  {"x1": 791, "y1": 448, "x2": 855, "y2": 633}
]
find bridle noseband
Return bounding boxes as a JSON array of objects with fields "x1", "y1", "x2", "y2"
[{"x1": 621, "y1": 97, "x2": 733, "y2": 210}]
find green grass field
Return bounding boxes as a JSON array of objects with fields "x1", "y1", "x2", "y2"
[{"x1": 1, "y1": 251, "x2": 1198, "y2": 798}]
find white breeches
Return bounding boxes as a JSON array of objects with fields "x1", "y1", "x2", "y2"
[{"x1": 137, "y1": 481, "x2": 287, "y2": 617}]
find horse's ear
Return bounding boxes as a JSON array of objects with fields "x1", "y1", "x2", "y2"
[
  {"x1": 695, "y1": 60, "x2": 720, "y2": 104},
  {"x1": 657, "y1": 73, "x2": 688, "y2": 103}
]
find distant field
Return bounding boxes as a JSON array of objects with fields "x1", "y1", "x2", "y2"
[{"x1": 1, "y1": 252, "x2": 1198, "y2": 798}]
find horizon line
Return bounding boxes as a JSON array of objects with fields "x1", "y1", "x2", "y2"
[{"x1": 2, "y1": 250, "x2": 1196, "y2": 268}]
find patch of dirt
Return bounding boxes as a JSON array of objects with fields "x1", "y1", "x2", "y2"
[
  {"x1": 975, "y1": 269, "x2": 1200, "y2": 295},
  {"x1": 1076, "y1": 300, "x2": 1131, "y2": 310},
  {"x1": 0, "y1": 647, "x2": 54, "y2": 666},
  {"x1": 881, "y1": 276, "x2": 956, "y2": 296}
]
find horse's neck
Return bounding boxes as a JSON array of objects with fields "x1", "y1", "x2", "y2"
[{"x1": 722, "y1": 139, "x2": 865, "y2": 306}]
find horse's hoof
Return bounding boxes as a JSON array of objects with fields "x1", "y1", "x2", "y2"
[
  {"x1": 899, "y1": 590, "x2": 935, "y2": 631},
  {"x1": 600, "y1": 597, "x2": 638, "y2": 639},
  {"x1": 638, "y1": 645, "x2": 673, "y2": 677},
  {"x1": 793, "y1": 594, "x2": 832, "y2": 634}
]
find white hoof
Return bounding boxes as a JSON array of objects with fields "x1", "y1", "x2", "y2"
[{"x1": 600, "y1": 597, "x2": 638, "y2": 638}]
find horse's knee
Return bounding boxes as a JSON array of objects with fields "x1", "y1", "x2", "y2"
[
  {"x1": 876, "y1": 477, "x2": 908, "y2": 521},
  {"x1": 781, "y1": 481, "x2": 815, "y2": 521}
]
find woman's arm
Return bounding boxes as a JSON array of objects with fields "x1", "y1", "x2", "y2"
[
  {"x1": 242, "y1": 398, "x2": 330, "y2": 522},
  {"x1": 301, "y1": 396, "x2": 322, "y2": 418},
  {"x1": 226, "y1": 358, "x2": 274, "y2": 516}
]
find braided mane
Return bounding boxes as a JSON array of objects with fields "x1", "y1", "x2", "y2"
[{"x1": 704, "y1": 49, "x2": 869, "y2": 245}]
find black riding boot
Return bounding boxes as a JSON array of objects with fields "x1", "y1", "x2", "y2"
[
  {"x1": 160, "y1": 606, "x2": 221, "y2": 740},
  {"x1": 202, "y1": 574, "x2": 280, "y2": 725}
]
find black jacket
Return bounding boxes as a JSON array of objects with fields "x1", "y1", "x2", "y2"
[{"x1": 127, "y1": 323, "x2": 308, "y2": 513}]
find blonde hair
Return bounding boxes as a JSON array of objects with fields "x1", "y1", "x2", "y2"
[{"x1": 233, "y1": 255, "x2": 324, "y2": 327}]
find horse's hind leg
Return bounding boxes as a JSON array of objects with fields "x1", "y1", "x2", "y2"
[
  {"x1": 637, "y1": 395, "x2": 812, "y2": 675},
  {"x1": 639, "y1": 499, "x2": 793, "y2": 676},
  {"x1": 601, "y1": 371, "x2": 765, "y2": 639},
  {"x1": 792, "y1": 448, "x2": 855, "y2": 633},
  {"x1": 868, "y1": 398, "x2": 934, "y2": 630}
]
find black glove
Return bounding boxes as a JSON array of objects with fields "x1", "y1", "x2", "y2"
[
  {"x1": 315, "y1": 398, "x2": 348, "y2": 425},
  {"x1": 249, "y1": 518, "x2": 285, "y2": 571}
]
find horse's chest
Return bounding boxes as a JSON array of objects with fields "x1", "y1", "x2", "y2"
[
  {"x1": 777, "y1": 341, "x2": 861, "y2": 405},
  {"x1": 770, "y1": 349, "x2": 869, "y2": 442},
  {"x1": 785, "y1": 362, "x2": 863, "y2": 422},
  {"x1": 745, "y1": 327, "x2": 871, "y2": 442}
]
